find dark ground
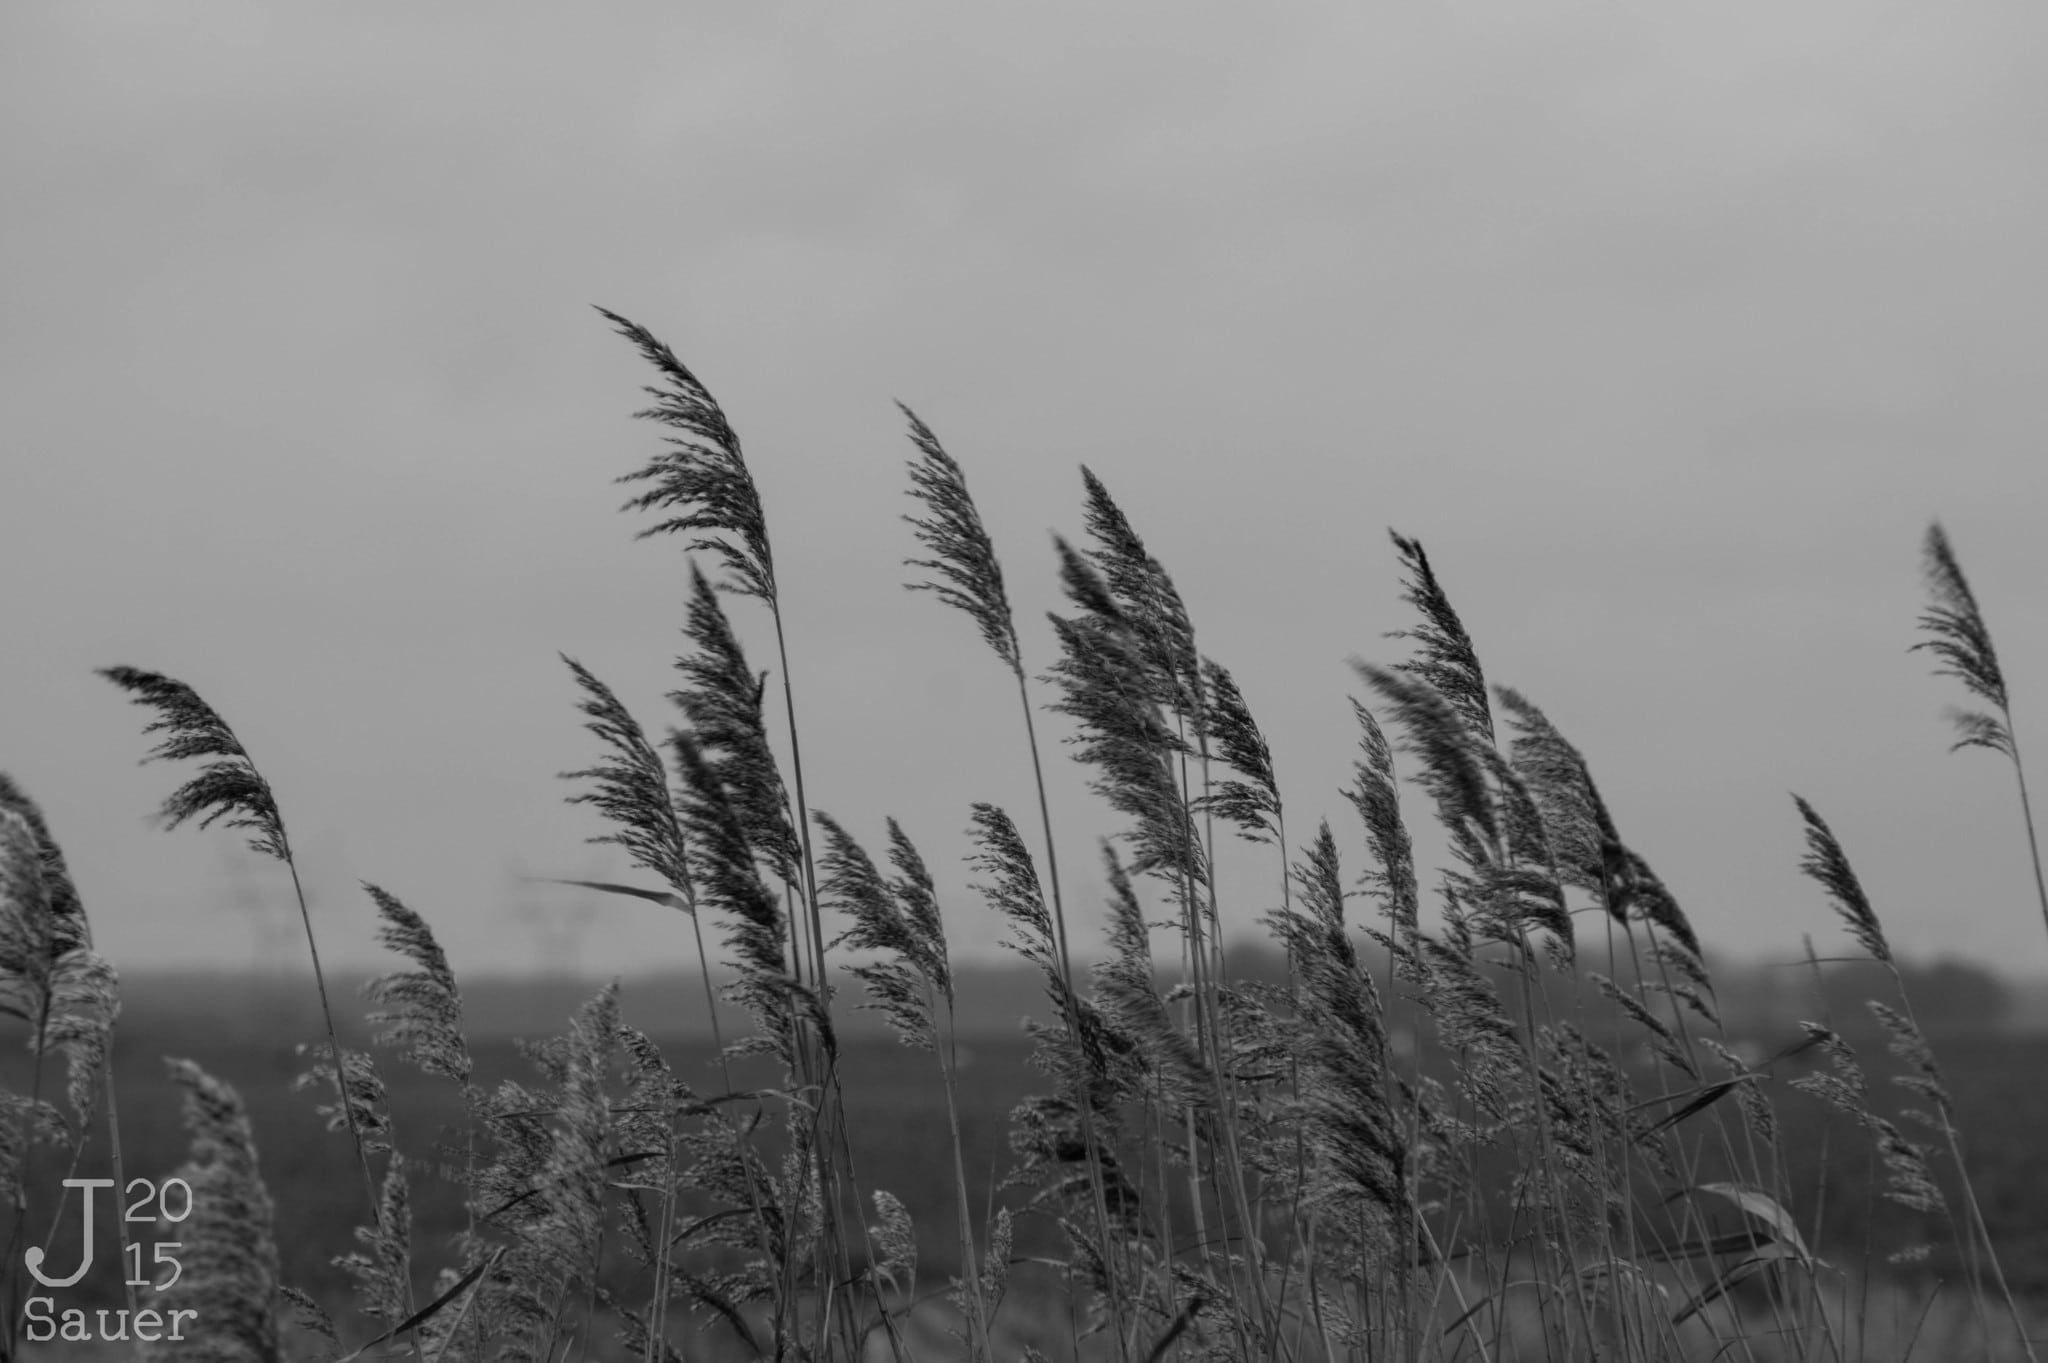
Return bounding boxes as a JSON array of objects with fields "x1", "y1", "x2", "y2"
[{"x1": 5, "y1": 967, "x2": 2046, "y2": 1337}]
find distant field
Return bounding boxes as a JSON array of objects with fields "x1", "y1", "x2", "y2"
[{"x1": 8, "y1": 971, "x2": 2048, "y2": 1332}]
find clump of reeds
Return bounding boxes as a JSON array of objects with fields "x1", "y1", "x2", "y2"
[
  {"x1": 29, "y1": 317, "x2": 2043, "y2": 1363},
  {"x1": 0, "y1": 775, "x2": 125, "y2": 1352}
]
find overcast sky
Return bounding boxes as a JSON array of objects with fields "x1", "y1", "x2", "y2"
[{"x1": 4, "y1": 2, "x2": 2045, "y2": 984}]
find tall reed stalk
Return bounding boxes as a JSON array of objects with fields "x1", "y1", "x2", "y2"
[{"x1": 1914, "y1": 522, "x2": 2048, "y2": 942}]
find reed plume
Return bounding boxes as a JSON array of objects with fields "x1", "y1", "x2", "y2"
[
  {"x1": 0, "y1": 775, "x2": 132, "y2": 1337},
  {"x1": 151, "y1": 1061, "x2": 283, "y2": 1363},
  {"x1": 1094, "y1": 845, "x2": 1207, "y2": 1112},
  {"x1": 482, "y1": 986, "x2": 622, "y2": 1363},
  {"x1": 1345, "y1": 701, "x2": 1421, "y2": 958},
  {"x1": 100, "y1": 667, "x2": 383, "y2": 1254},
  {"x1": 1792, "y1": 796, "x2": 1891, "y2": 966},
  {"x1": 1270, "y1": 824, "x2": 1409, "y2": 1313},
  {"x1": 0, "y1": 775, "x2": 88, "y2": 954},
  {"x1": 1499, "y1": 688, "x2": 1708, "y2": 971},
  {"x1": 1915, "y1": 522, "x2": 2012, "y2": 758},
  {"x1": 1913, "y1": 521, "x2": 2048, "y2": 942},
  {"x1": 1388, "y1": 531, "x2": 1492, "y2": 744},
  {"x1": 362, "y1": 884, "x2": 473, "y2": 1087},
  {"x1": 337, "y1": 1155, "x2": 414, "y2": 1328},
  {"x1": 1352, "y1": 662, "x2": 1497, "y2": 871},
  {"x1": 559, "y1": 656, "x2": 697, "y2": 906},
  {"x1": 0, "y1": 805, "x2": 117, "y2": 1130},
  {"x1": 1079, "y1": 467, "x2": 1199, "y2": 714},
  {"x1": 1047, "y1": 548, "x2": 1203, "y2": 890},
  {"x1": 813, "y1": 812, "x2": 946, "y2": 1051},
  {"x1": 669, "y1": 565, "x2": 801, "y2": 895},
  {"x1": 97, "y1": 667, "x2": 287, "y2": 859},
  {"x1": 596, "y1": 307, "x2": 776, "y2": 605},
  {"x1": 901, "y1": 402, "x2": 1020, "y2": 671},
  {"x1": 671, "y1": 730, "x2": 826, "y2": 1071}
]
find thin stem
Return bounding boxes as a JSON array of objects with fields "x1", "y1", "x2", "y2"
[
  {"x1": 765, "y1": 611, "x2": 855, "y2": 1357},
  {"x1": 1889, "y1": 970, "x2": 2038, "y2": 1363},
  {"x1": 283, "y1": 856, "x2": 383, "y2": 1221},
  {"x1": 2003, "y1": 721, "x2": 2048, "y2": 944},
  {"x1": 282, "y1": 856, "x2": 426, "y2": 1363},
  {"x1": 1015, "y1": 666, "x2": 1133, "y2": 1363},
  {"x1": 687, "y1": 902, "x2": 788, "y2": 1346},
  {"x1": 935, "y1": 988, "x2": 992, "y2": 1360}
]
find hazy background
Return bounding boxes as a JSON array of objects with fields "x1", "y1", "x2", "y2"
[{"x1": 4, "y1": 1, "x2": 2045, "y2": 980}]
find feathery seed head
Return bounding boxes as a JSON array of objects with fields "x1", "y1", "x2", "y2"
[
  {"x1": 816, "y1": 810, "x2": 949, "y2": 1045},
  {"x1": 1913, "y1": 521, "x2": 2014, "y2": 756},
  {"x1": 1079, "y1": 467, "x2": 1200, "y2": 712},
  {"x1": 559, "y1": 655, "x2": 695, "y2": 906},
  {"x1": 1792, "y1": 795, "x2": 1892, "y2": 965},
  {"x1": 670, "y1": 563, "x2": 801, "y2": 890},
  {"x1": 670, "y1": 730, "x2": 828, "y2": 1070},
  {"x1": 100, "y1": 666, "x2": 288, "y2": 860},
  {"x1": 1198, "y1": 658, "x2": 1282, "y2": 843},
  {"x1": 1353, "y1": 661, "x2": 1498, "y2": 867},
  {"x1": 156, "y1": 1060, "x2": 283, "y2": 1363},
  {"x1": 1344, "y1": 700, "x2": 1420, "y2": 948},
  {"x1": 1387, "y1": 530, "x2": 1492, "y2": 742},
  {"x1": 900, "y1": 402, "x2": 1021, "y2": 672},
  {"x1": 0, "y1": 785, "x2": 117, "y2": 1127},
  {"x1": 0, "y1": 774, "x2": 88, "y2": 953},
  {"x1": 597, "y1": 306, "x2": 777, "y2": 603},
  {"x1": 969, "y1": 803, "x2": 1054, "y2": 968},
  {"x1": 363, "y1": 883, "x2": 472, "y2": 1084}
]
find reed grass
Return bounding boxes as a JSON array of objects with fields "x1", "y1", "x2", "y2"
[{"x1": 0, "y1": 319, "x2": 2040, "y2": 1362}]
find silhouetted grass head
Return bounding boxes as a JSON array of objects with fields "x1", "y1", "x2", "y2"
[
  {"x1": 1388, "y1": 530, "x2": 1492, "y2": 743},
  {"x1": 1353, "y1": 661, "x2": 1498, "y2": 871},
  {"x1": 900, "y1": 402, "x2": 1020, "y2": 672},
  {"x1": 815, "y1": 810, "x2": 949, "y2": 1047},
  {"x1": 0, "y1": 774, "x2": 87, "y2": 952},
  {"x1": 597, "y1": 306, "x2": 776, "y2": 605},
  {"x1": 362, "y1": 882, "x2": 472, "y2": 1085},
  {"x1": 1198, "y1": 658, "x2": 1281, "y2": 844},
  {"x1": 99, "y1": 666, "x2": 288, "y2": 860},
  {"x1": 0, "y1": 793, "x2": 120, "y2": 1127},
  {"x1": 558, "y1": 655, "x2": 695, "y2": 906},
  {"x1": 1344, "y1": 699, "x2": 1420, "y2": 947},
  {"x1": 670, "y1": 729, "x2": 825, "y2": 1069},
  {"x1": 1793, "y1": 794, "x2": 1893, "y2": 966},
  {"x1": 1914, "y1": 520, "x2": 2014, "y2": 757},
  {"x1": 669, "y1": 561, "x2": 799, "y2": 890},
  {"x1": 1080, "y1": 466, "x2": 1199, "y2": 713}
]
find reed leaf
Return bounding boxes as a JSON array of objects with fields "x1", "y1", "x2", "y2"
[{"x1": 669, "y1": 563, "x2": 801, "y2": 891}]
